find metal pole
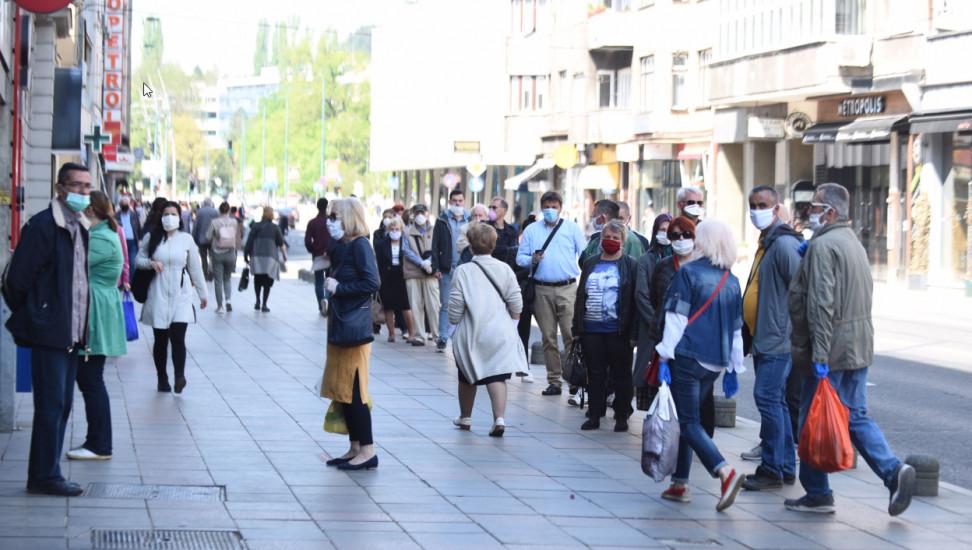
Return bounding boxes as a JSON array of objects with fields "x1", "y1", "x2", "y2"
[
  {"x1": 320, "y1": 79, "x2": 326, "y2": 182},
  {"x1": 284, "y1": 94, "x2": 289, "y2": 204},
  {"x1": 262, "y1": 105, "x2": 267, "y2": 203},
  {"x1": 240, "y1": 117, "x2": 247, "y2": 202}
]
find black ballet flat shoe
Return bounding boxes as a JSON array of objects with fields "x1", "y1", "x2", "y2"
[
  {"x1": 337, "y1": 455, "x2": 378, "y2": 471},
  {"x1": 325, "y1": 457, "x2": 351, "y2": 467}
]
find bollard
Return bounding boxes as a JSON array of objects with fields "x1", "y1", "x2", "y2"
[
  {"x1": 905, "y1": 455, "x2": 940, "y2": 497},
  {"x1": 714, "y1": 396, "x2": 736, "y2": 428},
  {"x1": 530, "y1": 341, "x2": 545, "y2": 365},
  {"x1": 297, "y1": 269, "x2": 315, "y2": 283}
]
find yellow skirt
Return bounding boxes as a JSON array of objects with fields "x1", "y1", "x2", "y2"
[{"x1": 321, "y1": 343, "x2": 371, "y2": 404}]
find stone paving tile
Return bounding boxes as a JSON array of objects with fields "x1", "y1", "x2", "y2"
[{"x1": 4, "y1": 278, "x2": 972, "y2": 548}]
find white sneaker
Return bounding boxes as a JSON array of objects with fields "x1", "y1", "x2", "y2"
[
  {"x1": 66, "y1": 447, "x2": 111, "y2": 461},
  {"x1": 567, "y1": 394, "x2": 582, "y2": 407},
  {"x1": 215, "y1": 306, "x2": 224, "y2": 314},
  {"x1": 452, "y1": 417, "x2": 472, "y2": 431},
  {"x1": 520, "y1": 373, "x2": 535, "y2": 383}
]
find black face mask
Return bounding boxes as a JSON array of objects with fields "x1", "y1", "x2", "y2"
[{"x1": 120, "y1": 204, "x2": 130, "y2": 211}]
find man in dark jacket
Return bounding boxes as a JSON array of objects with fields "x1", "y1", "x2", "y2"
[
  {"x1": 784, "y1": 183, "x2": 915, "y2": 516},
  {"x1": 304, "y1": 198, "x2": 331, "y2": 315},
  {"x1": 115, "y1": 194, "x2": 142, "y2": 273},
  {"x1": 192, "y1": 198, "x2": 219, "y2": 281},
  {"x1": 739, "y1": 186, "x2": 803, "y2": 491},
  {"x1": 488, "y1": 197, "x2": 519, "y2": 270},
  {"x1": 3, "y1": 163, "x2": 92, "y2": 496},
  {"x1": 431, "y1": 189, "x2": 468, "y2": 351}
]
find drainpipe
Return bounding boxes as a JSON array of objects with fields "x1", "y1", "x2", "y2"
[{"x1": 10, "y1": 7, "x2": 23, "y2": 249}]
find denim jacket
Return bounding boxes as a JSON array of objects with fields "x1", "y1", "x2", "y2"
[{"x1": 663, "y1": 257, "x2": 742, "y2": 367}]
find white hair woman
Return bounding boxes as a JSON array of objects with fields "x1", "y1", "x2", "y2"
[
  {"x1": 374, "y1": 216, "x2": 420, "y2": 344},
  {"x1": 321, "y1": 198, "x2": 382, "y2": 470},
  {"x1": 654, "y1": 218, "x2": 746, "y2": 512}
]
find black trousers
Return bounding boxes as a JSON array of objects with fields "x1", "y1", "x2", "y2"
[
  {"x1": 345, "y1": 372, "x2": 373, "y2": 446},
  {"x1": 153, "y1": 323, "x2": 188, "y2": 382},
  {"x1": 28, "y1": 347, "x2": 79, "y2": 485},
  {"x1": 76, "y1": 354, "x2": 112, "y2": 456},
  {"x1": 518, "y1": 308, "x2": 533, "y2": 361},
  {"x1": 254, "y1": 274, "x2": 274, "y2": 306},
  {"x1": 582, "y1": 332, "x2": 634, "y2": 421}
]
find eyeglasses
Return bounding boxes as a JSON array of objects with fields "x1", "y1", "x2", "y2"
[
  {"x1": 488, "y1": 205, "x2": 498, "y2": 210},
  {"x1": 327, "y1": 213, "x2": 338, "y2": 221},
  {"x1": 684, "y1": 200, "x2": 704, "y2": 206},
  {"x1": 669, "y1": 232, "x2": 693, "y2": 240}
]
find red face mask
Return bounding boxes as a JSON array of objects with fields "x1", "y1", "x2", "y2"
[{"x1": 601, "y1": 239, "x2": 622, "y2": 254}]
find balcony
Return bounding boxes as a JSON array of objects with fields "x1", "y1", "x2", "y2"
[
  {"x1": 582, "y1": 109, "x2": 635, "y2": 144},
  {"x1": 585, "y1": 9, "x2": 637, "y2": 52}
]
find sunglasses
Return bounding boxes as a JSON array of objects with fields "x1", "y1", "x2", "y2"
[
  {"x1": 669, "y1": 231, "x2": 693, "y2": 240},
  {"x1": 327, "y1": 213, "x2": 338, "y2": 221},
  {"x1": 684, "y1": 200, "x2": 704, "y2": 206}
]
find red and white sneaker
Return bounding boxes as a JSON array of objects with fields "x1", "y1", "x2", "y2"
[
  {"x1": 717, "y1": 469, "x2": 745, "y2": 512},
  {"x1": 661, "y1": 484, "x2": 692, "y2": 503}
]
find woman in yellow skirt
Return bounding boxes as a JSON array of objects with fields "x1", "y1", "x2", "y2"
[{"x1": 320, "y1": 198, "x2": 382, "y2": 470}]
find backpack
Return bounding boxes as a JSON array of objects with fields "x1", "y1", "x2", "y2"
[{"x1": 215, "y1": 222, "x2": 237, "y2": 249}]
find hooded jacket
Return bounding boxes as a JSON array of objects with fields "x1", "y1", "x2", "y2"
[
  {"x1": 746, "y1": 221, "x2": 803, "y2": 356},
  {"x1": 788, "y1": 221, "x2": 873, "y2": 374}
]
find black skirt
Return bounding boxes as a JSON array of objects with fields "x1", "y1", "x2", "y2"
[
  {"x1": 379, "y1": 265, "x2": 410, "y2": 311},
  {"x1": 457, "y1": 367, "x2": 512, "y2": 386}
]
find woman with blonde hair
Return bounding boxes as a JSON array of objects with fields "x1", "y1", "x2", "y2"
[
  {"x1": 655, "y1": 218, "x2": 746, "y2": 512},
  {"x1": 321, "y1": 198, "x2": 382, "y2": 470},
  {"x1": 244, "y1": 206, "x2": 287, "y2": 312},
  {"x1": 449, "y1": 222, "x2": 525, "y2": 436}
]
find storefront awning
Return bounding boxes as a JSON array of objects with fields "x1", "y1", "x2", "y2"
[
  {"x1": 835, "y1": 115, "x2": 907, "y2": 143},
  {"x1": 578, "y1": 165, "x2": 617, "y2": 190},
  {"x1": 503, "y1": 157, "x2": 554, "y2": 190},
  {"x1": 802, "y1": 122, "x2": 844, "y2": 144},
  {"x1": 909, "y1": 112, "x2": 972, "y2": 134}
]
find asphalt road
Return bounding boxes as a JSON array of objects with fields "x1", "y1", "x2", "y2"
[{"x1": 734, "y1": 354, "x2": 972, "y2": 490}]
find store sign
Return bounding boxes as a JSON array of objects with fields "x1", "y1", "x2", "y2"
[
  {"x1": 101, "y1": 0, "x2": 127, "y2": 163},
  {"x1": 784, "y1": 112, "x2": 813, "y2": 138},
  {"x1": 837, "y1": 95, "x2": 885, "y2": 117},
  {"x1": 105, "y1": 152, "x2": 134, "y2": 173},
  {"x1": 453, "y1": 141, "x2": 480, "y2": 153},
  {"x1": 14, "y1": 0, "x2": 71, "y2": 13},
  {"x1": 747, "y1": 116, "x2": 785, "y2": 139}
]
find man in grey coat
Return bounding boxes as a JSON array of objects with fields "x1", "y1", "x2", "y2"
[
  {"x1": 784, "y1": 183, "x2": 915, "y2": 516},
  {"x1": 192, "y1": 198, "x2": 219, "y2": 281},
  {"x1": 740, "y1": 186, "x2": 803, "y2": 491}
]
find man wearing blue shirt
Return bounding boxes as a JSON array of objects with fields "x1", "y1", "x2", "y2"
[{"x1": 517, "y1": 191, "x2": 587, "y2": 395}]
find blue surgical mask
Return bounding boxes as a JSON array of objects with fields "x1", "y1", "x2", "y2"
[
  {"x1": 542, "y1": 208, "x2": 559, "y2": 224},
  {"x1": 65, "y1": 192, "x2": 90, "y2": 213}
]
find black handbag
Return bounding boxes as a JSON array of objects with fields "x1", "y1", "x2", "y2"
[
  {"x1": 522, "y1": 219, "x2": 564, "y2": 309},
  {"x1": 328, "y1": 238, "x2": 375, "y2": 347},
  {"x1": 130, "y1": 268, "x2": 155, "y2": 303},
  {"x1": 562, "y1": 338, "x2": 588, "y2": 389},
  {"x1": 238, "y1": 267, "x2": 250, "y2": 291}
]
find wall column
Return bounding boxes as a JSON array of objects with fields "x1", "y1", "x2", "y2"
[{"x1": 887, "y1": 131, "x2": 902, "y2": 284}]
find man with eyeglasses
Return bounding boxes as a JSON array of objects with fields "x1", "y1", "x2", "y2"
[
  {"x1": 676, "y1": 186, "x2": 705, "y2": 222},
  {"x1": 3, "y1": 162, "x2": 93, "y2": 496},
  {"x1": 785, "y1": 182, "x2": 915, "y2": 516}
]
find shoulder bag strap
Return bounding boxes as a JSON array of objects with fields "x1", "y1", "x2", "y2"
[
  {"x1": 472, "y1": 261, "x2": 506, "y2": 305},
  {"x1": 687, "y1": 270, "x2": 729, "y2": 326},
  {"x1": 529, "y1": 219, "x2": 564, "y2": 278}
]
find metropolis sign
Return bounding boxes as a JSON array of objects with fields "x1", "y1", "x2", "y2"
[
  {"x1": 837, "y1": 95, "x2": 886, "y2": 117},
  {"x1": 13, "y1": 0, "x2": 71, "y2": 13}
]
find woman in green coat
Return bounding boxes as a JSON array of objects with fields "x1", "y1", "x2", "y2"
[{"x1": 67, "y1": 191, "x2": 127, "y2": 461}]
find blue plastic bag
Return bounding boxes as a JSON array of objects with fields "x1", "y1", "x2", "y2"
[{"x1": 123, "y1": 291, "x2": 139, "y2": 342}]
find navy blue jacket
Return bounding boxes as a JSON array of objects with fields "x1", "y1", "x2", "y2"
[
  {"x1": 3, "y1": 205, "x2": 89, "y2": 350},
  {"x1": 327, "y1": 236, "x2": 380, "y2": 346}
]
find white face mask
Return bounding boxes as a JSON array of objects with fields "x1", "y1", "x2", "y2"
[
  {"x1": 327, "y1": 219, "x2": 345, "y2": 240},
  {"x1": 161, "y1": 214, "x2": 180, "y2": 231},
  {"x1": 808, "y1": 206, "x2": 831, "y2": 230},
  {"x1": 388, "y1": 230, "x2": 402, "y2": 241},
  {"x1": 382, "y1": 217, "x2": 393, "y2": 227},
  {"x1": 449, "y1": 204, "x2": 465, "y2": 217},
  {"x1": 684, "y1": 204, "x2": 704, "y2": 218},
  {"x1": 414, "y1": 214, "x2": 428, "y2": 226},
  {"x1": 672, "y1": 239, "x2": 694, "y2": 256},
  {"x1": 749, "y1": 208, "x2": 776, "y2": 231},
  {"x1": 655, "y1": 232, "x2": 671, "y2": 246}
]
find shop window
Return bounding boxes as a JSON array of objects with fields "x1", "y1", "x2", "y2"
[
  {"x1": 639, "y1": 55, "x2": 654, "y2": 112},
  {"x1": 952, "y1": 133, "x2": 972, "y2": 278}
]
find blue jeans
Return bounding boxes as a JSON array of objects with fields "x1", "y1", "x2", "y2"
[
  {"x1": 798, "y1": 368, "x2": 901, "y2": 496},
  {"x1": 28, "y1": 347, "x2": 79, "y2": 485},
  {"x1": 76, "y1": 355, "x2": 112, "y2": 456},
  {"x1": 126, "y1": 239, "x2": 138, "y2": 279},
  {"x1": 314, "y1": 269, "x2": 326, "y2": 303},
  {"x1": 438, "y1": 269, "x2": 455, "y2": 342},
  {"x1": 754, "y1": 353, "x2": 796, "y2": 478},
  {"x1": 671, "y1": 356, "x2": 727, "y2": 483}
]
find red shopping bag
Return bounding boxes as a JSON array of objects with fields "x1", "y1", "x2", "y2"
[{"x1": 798, "y1": 377, "x2": 854, "y2": 473}]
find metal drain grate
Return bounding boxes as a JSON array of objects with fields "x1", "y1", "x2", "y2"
[
  {"x1": 91, "y1": 529, "x2": 244, "y2": 550},
  {"x1": 84, "y1": 483, "x2": 225, "y2": 502}
]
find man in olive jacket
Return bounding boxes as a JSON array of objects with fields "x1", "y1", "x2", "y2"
[{"x1": 785, "y1": 183, "x2": 915, "y2": 517}]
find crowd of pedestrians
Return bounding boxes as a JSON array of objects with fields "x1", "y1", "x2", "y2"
[{"x1": 2, "y1": 162, "x2": 916, "y2": 523}]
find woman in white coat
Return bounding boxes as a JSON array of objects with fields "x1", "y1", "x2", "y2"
[
  {"x1": 136, "y1": 201, "x2": 208, "y2": 393},
  {"x1": 448, "y1": 223, "x2": 526, "y2": 437}
]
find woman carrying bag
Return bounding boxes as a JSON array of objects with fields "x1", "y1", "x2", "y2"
[
  {"x1": 67, "y1": 191, "x2": 126, "y2": 461},
  {"x1": 374, "y1": 216, "x2": 421, "y2": 344},
  {"x1": 136, "y1": 202, "x2": 208, "y2": 393},
  {"x1": 320, "y1": 198, "x2": 382, "y2": 471},
  {"x1": 448, "y1": 223, "x2": 525, "y2": 437},
  {"x1": 244, "y1": 206, "x2": 287, "y2": 313},
  {"x1": 654, "y1": 219, "x2": 745, "y2": 512}
]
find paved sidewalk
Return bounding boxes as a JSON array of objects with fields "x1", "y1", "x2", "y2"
[{"x1": 1, "y1": 278, "x2": 971, "y2": 549}]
